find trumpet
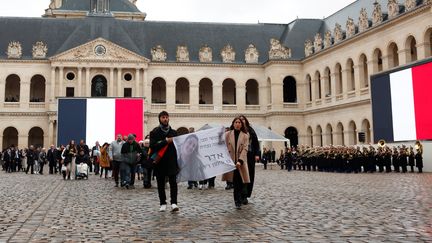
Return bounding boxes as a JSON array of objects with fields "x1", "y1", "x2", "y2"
[{"x1": 378, "y1": 139, "x2": 386, "y2": 148}]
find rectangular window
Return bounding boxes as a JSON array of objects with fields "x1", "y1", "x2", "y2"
[
  {"x1": 66, "y1": 87, "x2": 74, "y2": 97},
  {"x1": 124, "y1": 88, "x2": 132, "y2": 97}
]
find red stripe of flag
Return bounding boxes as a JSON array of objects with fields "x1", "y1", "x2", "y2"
[
  {"x1": 412, "y1": 62, "x2": 432, "y2": 140},
  {"x1": 115, "y1": 99, "x2": 144, "y2": 142}
]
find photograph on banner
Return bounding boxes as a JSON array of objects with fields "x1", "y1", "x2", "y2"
[{"x1": 173, "y1": 126, "x2": 236, "y2": 182}]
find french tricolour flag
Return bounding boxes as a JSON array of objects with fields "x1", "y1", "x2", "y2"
[
  {"x1": 57, "y1": 98, "x2": 144, "y2": 146},
  {"x1": 371, "y1": 60, "x2": 432, "y2": 142}
]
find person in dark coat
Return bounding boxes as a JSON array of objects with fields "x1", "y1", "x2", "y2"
[
  {"x1": 150, "y1": 111, "x2": 179, "y2": 212},
  {"x1": 121, "y1": 135, "x2": 141, "y2": 188},
  {"x1": 408, "y1": 146, "x2": 415, "y2": 173},
  {"x1": 47, "y1": 145, "x2": 57, "y2": 174},
  {"x1": 239, "y1": 115, "x2": 259, "y2": 204},
  {"x1": 415, "y1": 141, "x2": 423, "y2": 173},
  {"x1": 26, "y1": 145, "x2": 36, "y2": 174}
]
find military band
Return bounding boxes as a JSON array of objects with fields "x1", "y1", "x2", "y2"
[{"x1": 281, "y1": 141, "x2": 424, "y2": 173}]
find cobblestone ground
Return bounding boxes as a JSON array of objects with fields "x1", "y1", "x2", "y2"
[{"x1": 0, "y1": 165, "x2": 431, "y2": 242}]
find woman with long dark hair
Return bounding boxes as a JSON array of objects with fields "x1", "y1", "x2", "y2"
[
  {"x1": 239, "y1": 115, "x2": 260, "y2": 204},
  {"x1": 62, "y1": 140, "x2": 77, "y2": 180},
  {"x1": 222, "y1": 117, "x2": 250, "y2": 209}
]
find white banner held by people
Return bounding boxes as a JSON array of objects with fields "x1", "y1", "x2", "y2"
[{"x1": 173, "y1": 126, "x2": 235, "y2": 182}]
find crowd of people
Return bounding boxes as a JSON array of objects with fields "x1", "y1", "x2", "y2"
[
  {"x1": 276, "y1": 142, "x2": 424, "y2": 173},
  {"x1": 0, "y1": 111, "x2": 426, "y2": 212}
]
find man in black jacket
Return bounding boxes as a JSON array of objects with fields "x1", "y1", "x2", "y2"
[
  {"x1": 47, "y1": 145, "x2": 57, "y2": 174},
  {"x1": 26, "y1": 145, "x2": 36, "y2": 174},
  {"x1": 150, "y1": 111, "x2": 179, "y2": 212}
]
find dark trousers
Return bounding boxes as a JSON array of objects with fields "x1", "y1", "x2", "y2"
[
  {"x1": 233, "y1": 169, "x2": 244, "y2": 204},
  {"x1": 410, "y1": 166, "x2": 414, "y2": 172},
  {"x1": 120, "y1": 162, "x2": 135, "y2": 186},
  {"x1": 156, "y1": 175, "x2": 177, "y2": 205},
  {"x1": 208, "y1": 177, "x2": 216, "y2": 188},
  {"x1": 26, "y1": 164, "x2": 34, "y2": 174},
  {"x1": 49, "y1": 162, "x2": 57, "y2": 174},
  {"x1": 143, "y1": 167, "x2": 153, "y2": 188},
  {"x1": 263, "y1": 162, "x2": 267, "y2": 170},
  {"x1": 187, "y1": 181, "x2": 197, "y2": 188},
  {"x1": 246, "y1": 155, "x2": 255, "y2": 198},
  {"x1": 112, "y1": 160, "x2": 121, "y2": 185}
]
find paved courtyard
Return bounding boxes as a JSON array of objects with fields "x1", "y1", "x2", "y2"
[{"x1": 0, "y1": 166, "x2": 431, "y2": 242}]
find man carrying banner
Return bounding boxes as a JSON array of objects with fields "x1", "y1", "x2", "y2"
[{"x1": 150, "y1": 111, "x2": 179, "y2": 212}]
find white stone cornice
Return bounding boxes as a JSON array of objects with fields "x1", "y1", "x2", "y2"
[
  {"x1": 149, "y1": 62, "x2": 263, "y2": 69},
  {"x1": 0, "y1": 112, "x2": 50, "y2": 117},
  {"x1": 303, "y1": 99, "x2": 371, "y2": 115},
  {"x1": 302, "y1": 4, "x2": 431, "y2": 63},
  {"x1": 0, "y1": 59, "x2": 50, "y2": 64}
]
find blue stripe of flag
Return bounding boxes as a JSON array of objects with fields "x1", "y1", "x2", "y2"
[{"x1": 57, "y1": 99, "x2": 87, "y2": 146}]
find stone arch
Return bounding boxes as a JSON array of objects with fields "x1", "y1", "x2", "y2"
[
  {"x1": 284, "y1": 126, "x2": 298, "y2": 148},
  {"x1": 28, "y1": 127, "x2": 44, "y2": 148},
  {"x1": 348, "y1": 120, "x2": 357, "y2": 145},
  {"x1": 151, "y1": 77, "x2": 166, "y2": 103},
  {"x1": 176, "y1": 78, "x2": 190, "y2": 104},
  {"x1": 423, "y1": 27, "x2": 432, "y2": 57},
  {"x1": 325, "y1": 123, "x2": 333, "y2": 145},
  {"x1": 245, "y1": 79, "x2": 259, "y2": 105},
  {"x1": 405, "y1": 35, "x2": 418, "y2": 63},
  {"x1": 334, "y1": 63, "x2": 343, "y2": 94},
  {"x1": 358, "y1": 54, "x2": 369, "y2": 88},
  {"x1": 306, "y1": 74, "x2": 312, "y2": 102},
  {"x1": 91, "y1": 75, "x2": 107, "y2": 97},
  {"x1": 314, "y1": 71, "x2": 322, "y2": 99},
  {"x1": 306, "y1": 126, "x2": 313, "y2": 146},
  {"x1": 387, "y1": 42, "x2": 399, "y2": 68},
  {"x1": 283, "y1": 76, "x2": 297, "y2": 103},
  {"x1": 361, "y1": 119, "x2": 372, "y2": 144},
  {"x1": 335, "y1": 122, "x2": 345, "y2": 145},
  {"x1": 372, "y1": 48, "x2": 383, "y2": 73},
  {"x1": 30, "y1": 75, "x2": 46, "y2": 102},
  {"x1": 315, "y1": 125, "x2": 323, "y2": 146},
  {"x1": 223, "y1": 78, "x2": 236, "y2": 105},
  {"x1": 346, "y1": 58, "x2": 355, "y2": 91},
  {"x1": 199, "y1": 78, "x2": 213, "y2": 104},
  {"x1": 2, "y1": 127, "x2": 18, "y2": 150},
  {"x1": 4, "y1": 74, "x2": 20, "y2": 102},
  {"x1": 323, "y1": 67, "x2": 331, "y2": 97}
]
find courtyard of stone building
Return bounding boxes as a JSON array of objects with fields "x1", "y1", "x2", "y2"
[{"x1": 0, "y1": 167, "x2": 431, "y2": 242}]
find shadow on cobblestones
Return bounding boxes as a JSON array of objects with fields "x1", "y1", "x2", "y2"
[{"x1": 0, "y1": 168, "x2": 431, "y2": 242}]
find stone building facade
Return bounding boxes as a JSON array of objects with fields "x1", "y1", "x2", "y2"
[{"x1": 1, "y1": 0, "x2": 431, "y2": 150}]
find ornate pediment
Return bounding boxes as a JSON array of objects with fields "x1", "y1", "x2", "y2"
[
  {"x1": 245, "y1": 44, "x2": 259, "y2": 63},
  {"x1": 176, "y1": 45, "x2": 189, "y2": 62},
  {"x1": 304, "y1": 39, "x2": 313, "y2": 57},
  {"x1": 151, "y1": 45, "x2": 167, "y2": 62},
  {"x1": 314, "y1": 34, "x2": 323, "y2": 52},
  {"x1": 324, "y1": 31, "x2": 332, "y2": 49},
  {"x1": 50, "y1": 38, "x2": 148, "y2": 62},
  {"x1": 404, "y1": 0, "x2": 416, "y2": 11},
  {"x1": 7, "y1": 41, "x2": 22, "y2": 59},
  {"x1": 269, "y1": 38, "x2": 291, "y2": 60},
  {"x1": 372, "y1": 2, "x2": 383, "y2": 26},
  {"x1": 32, "y1": 41, "x2": 48, "y2": 59},
  {"x1": 358, "y1": 8, "x2": 369, "y2": 32},
  {"x1": 346, "y1": 17, "x2": 356, "y2": 38},
  {"x1": 199, "y1": 45, "x2": 212, "y2": 62},
  {"x1": 334, "y1": 23, "x2": 343, "y2": 43},
  {"x1": 221, "y1": 44, "x2": 235, "y2": 63},
  {"x1": 388, "y1": 0, "x2": 400, "y2": 18}
]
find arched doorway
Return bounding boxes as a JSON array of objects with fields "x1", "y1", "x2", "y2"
[
  {"x1": 91, "y1": 75, "x2": 107, "y2": 97},
  {"x1": 30, "y1": 75, "x2": 46, "y2": 102},
  {"x1": 246, "y1": 79, "x2": 259, "y2": 105},
  {"x1": 28, "y1": 127, "x2": 44, "y2": 148},
  {"x1": 151, "y1": 77, "x2": 166, "y2": 103},
  {"x1": 199, "y1": 78, "x2": 213, "y2": 104},
  {"x1": 3, "y1": 127, "x2": 18, "y2": 150},
  {"x1": 284, "y1": 127, "x2": 298, "y2": 148},
  {"x1": 5, "y1": 74, "x2": 20, "y2": 102},
  {"x1": 176, "y1": 78, "x2": 190, "y2": 104},
  {"x1": 222, "y1": 78, "x2": 236, "y2": 104}
]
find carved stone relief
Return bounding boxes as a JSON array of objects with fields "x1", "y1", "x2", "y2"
[
  {"x1": 424, "y1": 0, "x2": 431, "y2": 5},
  {"x1": 176, "y1": 45, "x2": 189, "y2": 62},
  {"x1": 314, "y1": 34, "x2": 323, "y2": 52},
  {"x1": 334, "y1": 23, "x2": 343, "y2": 43},
  {"x1": 32, "y1": 41, "x2": 48, "y2": 59},
  {"x1": 388, "y1": 0, "x2": 400, "y2": 18},
  {"x1": 268, "y1": 38, "x2": 291, "y2": 59},
  {"x1": 245, "y1": 44, "x2": 259, "y2": 63},
  {"x1": 199, "y1": 45, "x2": 212, "y2": 62},
  {"x1": 73, "y1": 46, "x2": 92, "y2": 59},
  {"x1": 49, "y1": 0, "x2": 62, "y2": 9},
  {"x1": 324, "y1": 31, "x2": 332, "y2": 49},
  {"x1": 358, "y1": 8, "x2": 369, "y2": 32},
  {"x1": 151, "y1": 45, "x2": 167, "y2": 61},
  {"x1": 346, "y1": 17, "x2": 356, "y2": 38},
  {"x1": 7, "y1": 41, "x2": 22, "y2": 59},
  {"x1": 304, "y1": 39, "x2": 313, "y2": 57},
  {"x1": 221, "y1": 44, "x2": 235, "y2": 63},
  {"x1": 404, "y1": 0, "x2": 416, "y2": 11},
  {"x1": 372, "y1": 2, "x2": 383, "y2": 26}
]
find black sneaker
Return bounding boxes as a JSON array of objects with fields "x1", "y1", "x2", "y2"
[
  {"x1": 235, "y1": 203, "x2": 241, "y2": 210},
  {"x1": 187, "y1": 185, "x2": 193, "y2": 189},
  {"x1": 125, "y1": 184, "x2": 130, "y2": 189},
  {"x1": 242, "y1": 198, "x2": 249, "y2": 205}
]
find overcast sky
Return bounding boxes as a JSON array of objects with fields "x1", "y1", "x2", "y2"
[{"x1": 0, "y1": 0, "x2": 356, "y2": 23}]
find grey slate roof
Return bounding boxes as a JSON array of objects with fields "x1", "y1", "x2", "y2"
[
  {"x1": 0, "y1": 0, "x2": 424, "y2": 62},
  {"x1": 57, "y1": 0, "x2": 141, "y2": 13}
]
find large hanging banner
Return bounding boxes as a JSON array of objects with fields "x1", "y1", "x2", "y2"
[{"x1": 173, "y1": 126, "x2": 235, "y2": 182}]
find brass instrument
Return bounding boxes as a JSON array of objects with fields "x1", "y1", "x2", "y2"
[{"x1": 378, "y1": 139, "x2": 386, "y2": 148}]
